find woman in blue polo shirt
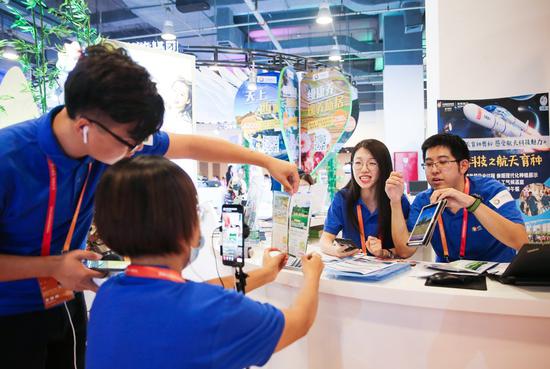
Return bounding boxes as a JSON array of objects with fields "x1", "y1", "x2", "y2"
[
  {"x1": 87, "y1": 156, "x2": 324, "y2": 369},
  {"x1": 320, "y1": 139, "x2": 410, "y2": 258}
]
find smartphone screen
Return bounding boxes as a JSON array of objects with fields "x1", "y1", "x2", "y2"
[
  {"x1": 221, "y1": 205, "x2": 244, "y2": 266},
  {"x1": 84, "y1": 260, "x2": 129, "y2": 272}
]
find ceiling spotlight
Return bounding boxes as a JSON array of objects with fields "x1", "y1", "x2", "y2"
[
  {"x1": 316, "y1": 2, "x2": 333, "y2": 25},
  {"x1": 247, "y1": 65, "x2": 257, "y2": 91},
  {"x1": 161, "y1": 20, "x2": 176, "y2": 41},
  {"x1": 1, "y1": 44, "x2": 19, "y2": 61},
  {"x1": 328, "y1": 45, "x2": 341, "y2": 62}
]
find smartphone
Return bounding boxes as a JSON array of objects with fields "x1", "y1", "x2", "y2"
[
  {"x1": 335, "y1": 238, "x2": 358, "y2": 252},
  {"x1": 84, "y1": 259, "x2": 129, "y2": 272},
  {"x1": 220, "y1": 204, "x2": 245, "y2": 267},
  {"x1": 407, "y1": 200, "x2": 447, "y2": 247}
]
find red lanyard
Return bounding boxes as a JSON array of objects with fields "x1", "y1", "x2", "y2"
[
  {"x1": 125, "y1": 265, "x2": 185, "y2": 283},
  {"x1": 356, "y1": 204, "x2": 382, "y2": 254},
  {"x1": 436, "y1": 177, "x2": 470, "y2": 261},
  {"x1": 41, "y1": 158, "x2": 92, "y2": 256},
  {"x1": 39, "y1": 158, "x2": 92, "y2": 309}
]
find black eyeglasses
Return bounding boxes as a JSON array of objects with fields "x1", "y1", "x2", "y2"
[
  {"x1": 82, "y1": 116, "x2": 140, "y2": 151},
  {"x1": 421, "y1": 159, "x2": 459, "y2": 170}
]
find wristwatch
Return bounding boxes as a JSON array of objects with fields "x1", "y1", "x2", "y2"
[{"x1": 466, "y1": 194, "x2": 482, "y2": 213}]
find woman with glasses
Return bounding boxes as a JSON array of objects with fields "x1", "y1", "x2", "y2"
[
  {"x1": 386, "y1": 133, "x2": 528, "y2": 262},
  {"x1": 320, "y1": 139, "x2": 411, "y2": 258}
]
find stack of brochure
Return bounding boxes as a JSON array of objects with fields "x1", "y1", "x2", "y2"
[
  {"x1": 425, "y1": 260, "x2": 499, "y2": 274},
  {"x1": 323, "y1": 254, "x2": 411, "y2": 282}
]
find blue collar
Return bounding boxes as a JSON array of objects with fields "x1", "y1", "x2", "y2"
[
  {"x1": 357, "y1": 197, "x2": 378, "y2": 217},
  {"x1": 37, "y1": 106, "x2": 94, "y2": 170}
]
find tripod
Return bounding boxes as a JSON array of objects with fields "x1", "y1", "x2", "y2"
[{"x1": 235, "y1": 266, "x2": 248, "y2": 294}]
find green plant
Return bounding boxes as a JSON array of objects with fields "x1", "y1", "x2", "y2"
[
  {"x1": 7, "y1": 0, "x2": 100, "y2": 113},
  {"x1": 327, "y1": 153, "x2": 338, "y2": 201},
  {"x1": 0, "y1": 95, "x2": 15, "y2": 115}
]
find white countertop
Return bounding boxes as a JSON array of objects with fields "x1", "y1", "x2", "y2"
[{"x1": 243, "y1": 243, "x2": 550, "y2": 319}]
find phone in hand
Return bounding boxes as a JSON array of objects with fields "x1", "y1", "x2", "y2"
[
  {"x1": 84, "y1": 259, "x2": 129, "y2": 272},
  {"x1": 220, "y1": 204, "x2": 245, "y2": 267},
  {"x1": 335, "y1": 238, "x2": 358, "y2": 252}
]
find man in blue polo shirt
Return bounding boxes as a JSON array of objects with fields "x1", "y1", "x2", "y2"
[
  {"x1": 0, "y1": 43, "x2": 299, "y2": 369},
  {"x1": 386, "y1": 133, "x2": 528, "y2": 262}
]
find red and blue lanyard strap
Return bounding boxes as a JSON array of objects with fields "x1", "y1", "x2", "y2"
[
  {"x1": 39, "y1": 158, "x2": 92, "y2": 309},
  {"x1": 125, "y1": 265, "x2": 186, "y2": 283},
  {"x1": 356, "y1": 205, "x2": 382, "y2": 255},
  {"x1": 436, "y1": 177, "x2": 470, "y2": 262}
]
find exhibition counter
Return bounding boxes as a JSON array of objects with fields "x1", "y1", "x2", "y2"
[
  {"x1": 85, "y1": 223, "x2": 550, "y2": 369},
  {"x1": 180, "y1": 227, "x2": 550, "y2": 369}
]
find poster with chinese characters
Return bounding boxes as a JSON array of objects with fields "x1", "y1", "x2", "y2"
[
  {"x1": 437, "y1": 93, "x2": 549, "y2": 242},
  {"x1": 234, "y1": 71, "x2": 288, "y2": 162},
  {"x1": 300, "y1": 68, "x2": 353, "y2": 174},
  {"x1": 278, "y1": 67, "x2": 299, "y2": 165}
]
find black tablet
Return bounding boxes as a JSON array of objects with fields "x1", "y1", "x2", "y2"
[{"x1": 407, "y1": 200, "x2": 447, "y2": 247}]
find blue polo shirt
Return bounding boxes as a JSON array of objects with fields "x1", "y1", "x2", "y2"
[
  {"x1": 324, "y1": 189, "x2": 410, "y2": 250},
  {"x1": 0, "y1": 106, "x2": 169, "y2": 316},
  {"x1": 86, "y1": 273, "x2": 284, "y2": 369},
  {"x1": 407, "y1": 176, "x2": 523, "y2": 262}
]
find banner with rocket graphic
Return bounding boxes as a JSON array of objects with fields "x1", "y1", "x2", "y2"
[{"x1": 437, "y1": 93, "x2": 549, "y2": 243}]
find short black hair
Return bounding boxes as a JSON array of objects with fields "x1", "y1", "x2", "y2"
[
  {"x1": 94, "y1": 156, "x2": 198, "y2": 257},
  {"x1": 64, "y1": 43, "x2": 164, "y2": 143},
  {"x1": 421, "y1": 133, "x2": 470, "y2": 162}
]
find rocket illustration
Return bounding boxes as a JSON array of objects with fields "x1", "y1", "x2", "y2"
[{"x1": 463, "y1": 103, "x2": 541, "y2": 137}]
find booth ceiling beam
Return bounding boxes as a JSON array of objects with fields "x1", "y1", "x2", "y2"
[{"x1": 183, "y1": 45, "x2": 324, "y2": 71}]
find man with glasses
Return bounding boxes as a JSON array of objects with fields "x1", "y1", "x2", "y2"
[
  {"x1": 385, "y1": 133, "x2": 528, "y2": 262},
  {"x1": 0, "y1": 43, "x2": 299, "y2": 369}
]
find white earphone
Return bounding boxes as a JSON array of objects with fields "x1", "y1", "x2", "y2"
[{"x1": 82, "y1": 126, "x2": 89, "y2": 144}]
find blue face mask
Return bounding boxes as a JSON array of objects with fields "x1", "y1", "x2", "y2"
[{"x1": 188, "y1": 235, "x2": 205, "y2": 265}]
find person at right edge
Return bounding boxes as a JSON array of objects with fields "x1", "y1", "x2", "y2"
[{"x1": 386, "y1": 133, "x2": 528, "y2": 262}]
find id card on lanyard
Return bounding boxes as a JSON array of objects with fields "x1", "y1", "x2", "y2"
[
  {"x1": 38, "y1": 158, "x2": 92, "y2": 309},
  {"x1": 436, "y1": 177, "x2": 470, "y2": 262},
  {"x1": 125, "y1": 265, "x2": 185, "y2": 283}
]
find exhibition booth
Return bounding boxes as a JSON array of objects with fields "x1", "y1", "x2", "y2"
[{"x1": 1, "y1": 0, "x2": 549, "y2": 368}]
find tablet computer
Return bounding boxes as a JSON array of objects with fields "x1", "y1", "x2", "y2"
[{"x1": 407, "y1": 200, "x2": 447, "y2": 247}]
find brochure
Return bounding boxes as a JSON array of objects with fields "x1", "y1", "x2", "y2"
[
  {"x1": 426, "y1": 260, "x2": 499, "y2": 274},
  {"x1": 323, "y1": 254, "x2": 411, "y2": 281},
  {"x1": 323, "y1": 254, "x2": 396, "y2": 276},
  {"x1": 272, "y1": 192, "x2": 291, "y2": 253},
  {"x1": 272, "y1": 187, "x2": 312, "y2": 257}
]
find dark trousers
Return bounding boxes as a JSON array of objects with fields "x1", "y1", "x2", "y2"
[{"x1": 0, "y1": 292, "x2": 87, "y2": 369}]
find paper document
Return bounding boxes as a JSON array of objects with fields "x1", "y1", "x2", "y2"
[
  {"x1": 272, "y1": 187, "x2": 312, "y2": 257},
  {"x1": 324, "y1": 255, "x2": 395, "y2": 276},
  {"x1": 426, "y1": 260, "x2": 498, "y2": 274}
]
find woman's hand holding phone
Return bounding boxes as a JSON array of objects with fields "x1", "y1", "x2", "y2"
[{"x1": 332, "y1": 240, "x2": 360, "y2": 258}]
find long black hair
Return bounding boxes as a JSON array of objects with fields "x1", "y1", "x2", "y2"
[{"x1": 344, "y1": 139, "x2": 393, "y2": 247}]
